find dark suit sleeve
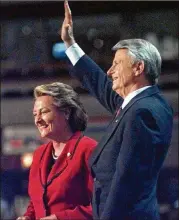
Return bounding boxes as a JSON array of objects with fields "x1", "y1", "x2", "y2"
[
  {"x1": 101, "y1": 108, "x2": 167, "y2": 219},
  {"x1": 70, "y1": 55, "x2": 123, "y2": 114}
]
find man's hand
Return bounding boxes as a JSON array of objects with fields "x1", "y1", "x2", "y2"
[{"x1": 60, "y1": 0, "x2": 75, "y2": 48}]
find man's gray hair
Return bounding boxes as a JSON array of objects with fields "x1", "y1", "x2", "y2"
[
  {"x1": 112, "y1": 39, "x2": 162, "y2": 84},
  {"x1": 34, "y1": 82, "x2": 88, "y2": 132}
]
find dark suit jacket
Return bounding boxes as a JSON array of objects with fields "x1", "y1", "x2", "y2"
[
  {"x1": 24, "y1": 131, "x2": 97, "y2": 220},
  {"x1": 70, "y1": 55, "x2": 173, "y2": 220}
]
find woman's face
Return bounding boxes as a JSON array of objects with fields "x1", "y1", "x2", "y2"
[{"x1": 33, "y1": 95, "x2": 69, "y2": 141}]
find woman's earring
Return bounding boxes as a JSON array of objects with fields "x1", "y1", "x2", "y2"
[
  {"x1": 65, "y1": 114, "x2": 69, "y2": 120},
  {"x1": 64, "y1": 110, "x2": 70, "y2": 121}
]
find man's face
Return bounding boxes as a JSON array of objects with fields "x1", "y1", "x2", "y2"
[{"x1": 107, "y1": 49, "x2": 137, "y2": 97}]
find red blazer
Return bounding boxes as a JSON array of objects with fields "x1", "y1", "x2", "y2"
[{"x1": 24, "y1": 131, "x2": 97, "y2": 220}]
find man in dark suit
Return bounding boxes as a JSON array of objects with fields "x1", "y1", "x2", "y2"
[{"x1": 60, "y1": 1, "x2": 174, "y2": 219}]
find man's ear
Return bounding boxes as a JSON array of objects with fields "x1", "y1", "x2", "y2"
[{"x1": 134, "y1": 61, "x2": 145, "y2": 77}]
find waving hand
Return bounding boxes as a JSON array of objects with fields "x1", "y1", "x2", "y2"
[{"x1": 60, "y1": 0, "x2": 76, "y2": 47}]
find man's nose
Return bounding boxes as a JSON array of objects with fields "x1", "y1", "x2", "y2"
[{"x1": 107, "y1": 65, "x2": 114, "y2": 76}]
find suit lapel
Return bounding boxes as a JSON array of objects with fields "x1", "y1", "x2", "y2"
[
  {"x1": 39, "y1": 142, "x2": 53, "y2": 186},
  {"x1": 39, "y1": 141, "x2": 69, "y2": 186},
  {"x1": 47, "y1": 132, "x2": 82, "y2": 184},
  {"x1": 89, "y1": 85, "x2": 159, "y2": 167},
  {"x1": 47, "y1": 149, "x2": 68, "y2": 183},
  {"x1": 89, "y1": 107, "x2": 126, "y2": 167}
]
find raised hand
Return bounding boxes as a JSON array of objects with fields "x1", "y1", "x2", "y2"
[{"x1": 60, "y1": 0, "x2": 75, "y2": 47}]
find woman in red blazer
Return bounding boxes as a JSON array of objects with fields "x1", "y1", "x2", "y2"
[{"x1": 17, "y1": 82, "x2": 97, "y2": 220}]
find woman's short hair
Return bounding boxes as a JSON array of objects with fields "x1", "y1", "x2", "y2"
[
  {"x1": 34, "y1": 82, "x2": 88, "y2": 132},
  {"x1": 112, "y1": 39, "x2": 162, "y2": 85}
]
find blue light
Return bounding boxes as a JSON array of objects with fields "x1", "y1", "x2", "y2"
[{"x1": 52, "y1": 42, "x2": 67, "y2": 59}]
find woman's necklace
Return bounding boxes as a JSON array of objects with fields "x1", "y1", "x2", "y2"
[{"x1": 52, "y1": 150, "x2": 59, "y2": 160}]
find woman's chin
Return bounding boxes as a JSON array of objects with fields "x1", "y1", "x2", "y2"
[{"x1": 40, "y1": 132, "x2": 47, "y2": 139}]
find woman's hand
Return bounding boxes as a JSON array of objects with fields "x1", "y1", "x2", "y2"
[
  {"x1": 16, "y1": 216, "x2": 30, "y2": 220},
  {"x1": 40, "y1": 214, "x2": 57, "y2": 220}
]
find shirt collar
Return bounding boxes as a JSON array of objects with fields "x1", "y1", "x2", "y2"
[{"x1": 121, "y1": 86, "x2": 151, "y2": 109}]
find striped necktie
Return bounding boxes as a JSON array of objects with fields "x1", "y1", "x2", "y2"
[{"x1": 115, "y1": 106, "x2": 122, "y2": 118}]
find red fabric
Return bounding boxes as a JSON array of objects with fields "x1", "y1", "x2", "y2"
[{"x1": 23, "y1": 131, "x2": 97, "y2": 220}]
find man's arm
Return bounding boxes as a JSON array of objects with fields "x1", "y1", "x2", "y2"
[
  {"x1": 60, "y1": 0, "x2": 123, "y2": 113},
  {"x1": 61, "y1": 0, "x2": 75, "y2": 48}
]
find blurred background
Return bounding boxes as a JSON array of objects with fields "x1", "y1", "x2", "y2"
[{"x1": 1, "y1": 1, "x2": 178, "y2": 219}]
